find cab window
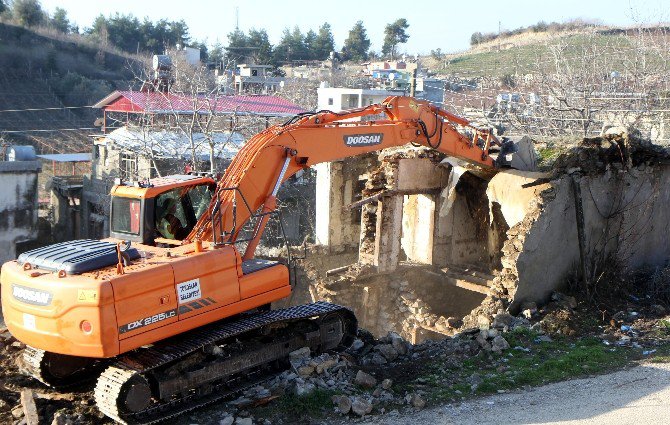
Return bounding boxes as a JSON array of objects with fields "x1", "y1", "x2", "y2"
[
  {"x1": 155, "y1": 184, "x2": 214, "y2": 240},
  {"x1": 111, "y1": 197, "x2": 141, "y2": 235}
]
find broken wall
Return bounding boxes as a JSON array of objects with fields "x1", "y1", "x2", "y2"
[
  {"x1": 466, "y1": 134, "x2": 670, "y2": 325},
  {"x1": 0, "y1": 161, "x2": 41, "y2": 265},
  {"x1": 315, "y1": 155, "x2": 374, "y2": 250}
]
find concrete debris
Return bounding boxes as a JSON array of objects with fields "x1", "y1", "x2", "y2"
[
  {"x1": 332, "y1": 394, "x2": 352, "y2": 414},
  {"x1": 20, "y1": 389, "x2": 39, "y2": 425},
  {"x1": 219, "y1": 416, "x2": 235, "y2": 425},
  {"x1": 491, "y1": 335, "x2": 510, "y2": 353},
  {"x1": 288, "y1": 347, "x2": 310, "y2": 363},
  {"x1": 354, "y1": 370, "x2": 377, "y2": 388},
  {"x1": 50, "y1": 412, "x2": 75, "y2": 425},
  {"x1": 374, "y1": 344, "x2": 399, "y2": 362},
  {"x1": 492, "y1": 312, "x2": 514, "y2": 329},
  {"x1": 350, "y1": 397, "x2": 373, "y2": 416},
  {"x1": 407, "y1": 393, "x2": 426, "y2": 409}
]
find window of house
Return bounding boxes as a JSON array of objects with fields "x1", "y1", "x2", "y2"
[
  {"x1": 328, "y1": 98, "x2": 334, "y2": 106},
  {"x1": 121, "y1": 153, "x2": 137, "y2": 179}
]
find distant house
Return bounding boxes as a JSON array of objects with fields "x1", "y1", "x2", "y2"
[
  {"x1": 233, "y1": 64, "x2": 285, "y2": 95},
  {"x1": 317, "y1": 85, "x2": 405, "y2": 111}
]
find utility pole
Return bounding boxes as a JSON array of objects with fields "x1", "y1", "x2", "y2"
[
  {"x1": 498, "y1": 21, "x2": 501, "y2": 52},
  {"x1": 235, "y1": 7, "x2": 239, "y2": 31},
  {"x1": 410, "y1": 66, "x2": 417, "y2": 97}
]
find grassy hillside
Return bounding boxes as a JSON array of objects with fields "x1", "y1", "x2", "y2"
[
  {"x1": 428, "y1": 29, "x2": 643, "y2": 78},
  {"x1": 0, "y1": 21, "x2": 146, "y2": 151}
]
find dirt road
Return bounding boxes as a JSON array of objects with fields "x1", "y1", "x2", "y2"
[{"x1": 356, "y1": 362, "x2": 670, "y2": 425}]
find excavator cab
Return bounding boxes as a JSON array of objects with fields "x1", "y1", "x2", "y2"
[{"x1": 109, "y1": 174, "x2": 216, "y2": 246}]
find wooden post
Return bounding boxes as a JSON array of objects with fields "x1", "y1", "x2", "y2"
[{"x1": 570, "y1": 174, "x2": 589, "y2": 291}]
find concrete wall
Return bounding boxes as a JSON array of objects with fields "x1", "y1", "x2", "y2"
[
  {"x1": 494, "y1": 166, "x2": 670, "y2": 308},
  {"x1": 0, "y1": 161, "x2": 40, "y2": 264}
]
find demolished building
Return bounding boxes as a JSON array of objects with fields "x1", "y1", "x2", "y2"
[{"x1": 299, "y1": 130, "x2": 670, "y2": 343}]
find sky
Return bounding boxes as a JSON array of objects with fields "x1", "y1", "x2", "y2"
[{"x1": 38, "y1": 0, "x2": 670, "y2": 54}]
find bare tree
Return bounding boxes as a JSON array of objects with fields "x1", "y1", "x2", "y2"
[{"x1": 487, "y1": 27, "x2": 670, "y2": 142}]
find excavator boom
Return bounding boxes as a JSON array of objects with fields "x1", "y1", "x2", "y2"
[{"x1": 187, "y1": 96, "x2": 499, "y2": 253}]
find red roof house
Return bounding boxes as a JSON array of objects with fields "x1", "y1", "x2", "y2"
[{"x1": 94, "y1": 91, "x2": 306, "y2": 117}]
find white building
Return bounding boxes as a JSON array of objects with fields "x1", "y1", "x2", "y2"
[
  {"x1": 234, "y1": 64, "x2": 285, "y2": 94},
  {"x1": 317, "y1": 84, "x2": 405, "y2": 112}
]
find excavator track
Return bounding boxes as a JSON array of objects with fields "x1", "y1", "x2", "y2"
[
  {"x1": 22, "y1": 346, "x2": 105, "y2": 389},
  {"x1": 94, "y1": 302, "x2": 357, "y2": 424}
]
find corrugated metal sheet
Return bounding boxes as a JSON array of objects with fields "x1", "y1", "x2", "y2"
[
  {"x1": 94, "y1": 91, "x2": 305, "y2": 117},
  {"x1": 36, "y1": 153, "x2": 92, "y2": 162},
  {"x1": 102, "y1": 128, "x2": 242, "y2": 159}
]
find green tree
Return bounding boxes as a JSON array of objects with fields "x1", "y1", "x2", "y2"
[
  {"x1": 382, "y1": 18, "x2": 409, "y2": 59},
  {"x1": 226, "y1": 28, "x2": 248, "y2": 64},
  {"x1": 194, "y1": 40, "x2": 208, "y2": 62},
  {"x1": 274, "y1": 26, "x2": 308, "y2": 64},
  {"x1": 87, "y1": 15, "x2": 109, "y2": 42},
  {"x1": 342, "y1": 21, "x2": 370, "y2": 62},
  {"x1": 168, "y1": 20, "x2": 190, "y2": 47},
  {"x1": 0, "y1": 0, "x2": 7, "y2": 15},
  {"x1": 247, "y1": 28, "x2": 273, "y2": 65},
  {"x1": 107, "y1": 14, "x2": 141, "y2": 52},
  {"x1": 209, "y1": 41, "x2": 225, "y2": 66},
  {"x1": 304, "y1": 29, "x2": 317, "y2": 60},
  {"x1": 312, "y1": 22, "x2": 335, "y2": 61},
  {"x1": 12, "y1": 0, "x2": 44, "y2": 27},
  {"x1": 50, "y1": 7, "x2": 70, "y2": 33},
  {"x1": 470, "y1": 31, "x2": 483, "y2": 46},
  {"x1": 85, "y1": 14, "x2": 190, "y2": 54}
]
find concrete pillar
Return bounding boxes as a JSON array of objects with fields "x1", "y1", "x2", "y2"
[
  {"x1": 373, "y1": 195, "x2": 404, "y2": 272},
  {"x1": 314, "y1": 162, "x2": 333, "y2": 245},
  {"x1": 315, "y1": 161, "x2": 347, "y2": 246},
  {"x1": 401, "y1": 194, "x2": 435, "y2": 264}
]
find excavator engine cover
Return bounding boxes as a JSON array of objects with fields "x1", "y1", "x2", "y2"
[{"x1": 18, "y1": 239, "x2": 140, "y2": 274}]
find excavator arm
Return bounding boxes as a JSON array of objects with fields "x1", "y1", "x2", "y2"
[{"x1": 186, "y1": 96, "x2": 501, "y2": 258}]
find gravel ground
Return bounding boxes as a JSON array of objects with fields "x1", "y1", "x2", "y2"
[{"x1": 350, "y1": 362, "x2": 670, "y2": 425}]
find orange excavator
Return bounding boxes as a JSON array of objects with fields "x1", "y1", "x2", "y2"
[{"x1": 1, "y1": 96, "x2": 508, "y2": 423}]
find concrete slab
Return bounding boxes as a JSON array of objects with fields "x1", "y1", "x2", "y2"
[{"x1": 486, "y1": 169, "x2": 551, "y2": 228}]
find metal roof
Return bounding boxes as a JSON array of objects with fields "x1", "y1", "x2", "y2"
[
  {"x1": 102, "y1": 127, "x2": 243, "y2": 160},
  {"x1": 37, "y1": 153, "x2": 92, "y2": 162},
  {"x1": 93, "y1": 91, "x2": 306, "y2": 117}
]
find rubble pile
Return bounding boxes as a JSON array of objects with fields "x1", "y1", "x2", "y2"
[
  {"x1": 552, "y1": 129, "x2": 670, "y2": 176},
  {"x1": 4, "y1": 287, "x2": 670, "y2": 424},
  {"x1": 0, "y1": 328, "x2": 101, "y2": 425}
]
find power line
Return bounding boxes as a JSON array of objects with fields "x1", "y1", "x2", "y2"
[
  {"x1": 0, "y1": 127, "x2": 99, "y2": 134},
  {"x1": 0, "y1": 106, "x2": 94, "y2": 113}
]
